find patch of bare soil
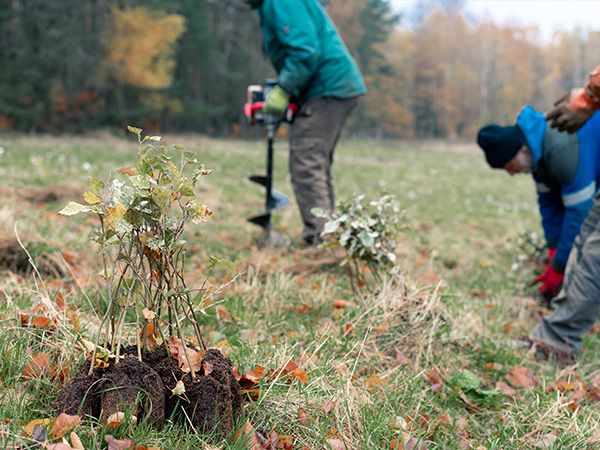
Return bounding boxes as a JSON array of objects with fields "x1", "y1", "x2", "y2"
[
  {"x1": 22, "y1": 183, "x2": 84, "y2": 205},
  {"x1": 0, "y1": 237, "x2": 67, "y2": 278},
  {"x1": 55, "y1": 347, "x2": 241, "y2": 435}
]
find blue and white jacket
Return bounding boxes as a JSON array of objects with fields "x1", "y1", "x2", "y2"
[{"x1": 516, "y1": 105, "x2": 600, "y2": 272}]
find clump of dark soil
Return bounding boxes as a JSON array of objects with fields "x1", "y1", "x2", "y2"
[
  {"x1": 151, "y1": 347, "x2": 242, "y2": 435},
  {"x1": 55, "y1": 346, "x2": 241, "y2": 435},
  {"x1": 0, "y1": 237, "x2": 67, "y2": 278},
  {"x1": 54, "y1": 354, "x2": 166, "y2": 428}
]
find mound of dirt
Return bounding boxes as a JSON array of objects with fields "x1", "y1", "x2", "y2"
[
  {"x1": 150, "y1": 347, "x2": 242, "y2": 435},
  {"x1": 0, "y1": 237, "x2": 67, "y2": 278},
  {"x1": 54, "y1": 354, "x2": 166, "y2": 428},
  {"x1": 55, "y1": 347, "x2": 241, "y2": 435}
]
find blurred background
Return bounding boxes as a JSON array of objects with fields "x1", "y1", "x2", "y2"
[{"x1": 0, "y1": 0, "x2": 598, "y2": 138}]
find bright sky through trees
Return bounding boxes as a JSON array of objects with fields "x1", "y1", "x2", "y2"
[{"x1": 393, "y1": 0, "x2": 599, "y2": 40}]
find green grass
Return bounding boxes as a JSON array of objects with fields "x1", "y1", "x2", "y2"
[{"x1": 0, "y1": 133, "x2": 599, "y2": 449}]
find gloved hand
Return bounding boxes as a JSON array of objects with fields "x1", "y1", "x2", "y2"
[
  {"x1": 262, "y1": 85, "x2": 290, "y2": 116},
  {"x1": 546, "y1": 89, "x2": 594, "y2": 134},
  {"x1": 533, "y1": 263, "x2": 564, "y2": 299}
]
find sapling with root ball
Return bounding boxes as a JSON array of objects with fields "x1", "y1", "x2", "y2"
[
  {"x1": 312, "y1": 194, "x2": 404, "y2": 291},
  {"x1": 59, "y1": 126, "x2": 213, "y2": 377}
]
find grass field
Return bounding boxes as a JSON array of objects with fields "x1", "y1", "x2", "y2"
[{"x1": 0, "y1": 132, "x2": 599, "y2": 449}]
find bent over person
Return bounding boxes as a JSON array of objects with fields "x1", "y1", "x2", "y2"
[
  {"x1": 242, "y1": 0, "x2": 366, "y2": 245},
  {"x1": 521, "y1": 66, "x2": 600, "y2": 358},
  {"x1": 477, "y1": 105, "x2": 600, "y2": 300}
]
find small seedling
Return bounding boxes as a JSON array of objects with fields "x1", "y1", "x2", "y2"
[
  {"x1": 313, "y1": 194, "x2": 404, "y2": 290},
  {"x1": 59, "y1": 126, "x2": 212, "y2": 376}
]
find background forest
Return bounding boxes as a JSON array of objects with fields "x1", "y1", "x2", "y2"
[{"x1": 1, "y1": 0, "x2": 599, "y2": 138}]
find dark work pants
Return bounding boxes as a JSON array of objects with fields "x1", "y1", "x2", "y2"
[
  {"x1": 289, "y1": 96, "x2": 358, "y2": 244},
  {"x1": 530, "y1": 191, "x2": 600, "y2": 354}
]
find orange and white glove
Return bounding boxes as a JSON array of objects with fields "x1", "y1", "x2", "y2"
[{"x1": 546, "y1": 66, "x2": 600, "y2": 133}]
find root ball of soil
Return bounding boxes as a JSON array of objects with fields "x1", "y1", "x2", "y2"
[{"x1": 55, "y1": 347, "x2": 241, "y2": 436}]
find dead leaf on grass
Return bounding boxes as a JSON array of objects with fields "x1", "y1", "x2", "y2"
[
  {"x1": 394, "y1": 348, "x2": 412, "y2": 369},
  {"x1": 46, "y1": 444, "x2": 79, "y2": 450},
  {"x1": 298, "y1": 407, "x2": 308, "y2": 425},
  {"x1": 332, "y1": 299, "x2": 353, "y2": 309},
  {"x1": 588, "y1": 429, "x2": 600, "y2": 445},
  {"x1": 506, "y1": 366, "x2": 538, "y2": 390},
  {"x1": 531, "y1": 433, "x2": 557, "y2": 449},
  {"x1": 495, "y1": 381, "x2": 516, "y2": 397},
  {"x1": 588, "y1": 373, "x2": 600, "y2": 401},
  {"x1": 50, "y1": 413, "x2": 80, "y2": 439},
  {"x1": 105, "y1": 434, "x2": 134, "y2": 450},
  {"x1": 236, "y1": 365, "x2": 266, "y2": 387},
  {"x1": 365, "y1": 373, "x2": 386, "y2": 390},
  {"x1": 23, "y1": 352, "x2": 56, "y2": 380},
  {"x1": 425, "y1": 369, "x2": 443, "y2": 392},
  {"x1": 234, "y1": 421, "x2": 264, "y2": 450},
  {"x1": 322, "y1": 400, "x2": 336, "y2": 414},
  {"x1": 326, "y1": 438, "x2": 348, "y2": 450},
  {"x1": 70, "y1": 431, "x2": 85, "y2": 450},
  {"x1": 23, "y1": 418, "x2": 52, "y2": 436}
]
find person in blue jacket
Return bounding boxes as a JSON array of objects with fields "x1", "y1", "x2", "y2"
[
  {"x1": 477, "y1": 105, "x2": 600, "y2": 299},
  {"x1": 242, "y1": 0, "x2": 367, "y2": 245}
]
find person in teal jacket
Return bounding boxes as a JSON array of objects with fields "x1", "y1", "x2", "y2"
[
  {"x1": 477, "y1": 105, "x2": 600, "y2": 299},
  {"x1": 243, "y1": 0, "x2": 366, "y2": 245}
]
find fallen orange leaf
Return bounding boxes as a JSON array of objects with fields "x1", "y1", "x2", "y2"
[
  {"x1": 50, "y1": 413, "x2": 81, "y2": 439},
  {"x1": 168, "y1": 336, "x2": 203, "y2": 374},
  {"x1": 23, "y1": 352, "x2": 55, "y2": 380},
  {"x1": 506, "y1": 366, "x2": 538, "y2": 390},
  {"x1": 333, "y1": 299, "x2": 353, "y2": 309},
  {"x1": 365, "y1": 373, "x2": 386, "y2": 390}
]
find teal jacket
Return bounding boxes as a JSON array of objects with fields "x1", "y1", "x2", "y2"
[{"x1": 255, "y1": 0, "x2": 366, "y2": 104}]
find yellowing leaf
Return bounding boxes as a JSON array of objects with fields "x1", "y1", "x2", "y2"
[
  {"x1": 106, "y1": 203, "x2": 127, "y2": 229},
  {"x1": 83, "y1": 191, "x2": 101, "y2": 205},
  {"x1": 23, "y1": 418, "x2": 53, "y2": 436},
  {"x1": 58, "y1": 202, "x2": 91, "y2": 216},
  {"x1": 127, "y1": 126, "x2": 142, "y2": 136}
]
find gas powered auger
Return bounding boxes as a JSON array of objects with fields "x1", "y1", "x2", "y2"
[{"x1": 244, "y1": 79, "x2": 297, "y2": 246}]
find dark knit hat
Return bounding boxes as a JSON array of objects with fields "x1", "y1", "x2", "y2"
[{"x1": 477, "y1": 124, "x2": 525, "y2": 169}]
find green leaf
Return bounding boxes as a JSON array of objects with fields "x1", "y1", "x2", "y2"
[
  {"x1": 311, "y1": 207, "x2": 328, "y2": 218},
  {"x1": 142, "y1": 135, "x2": 162, "y2": 143},
  {"x1": 178, "y1": 180, "x2": 194, "y2": 197},
  {"x1": 58, "y1": 202, "x2": 91, "y2": 216},
  {"x1": 455, "y1": 370, "x2": 481, "y2": 391},
  {"x1": 152, "y1": 186, "x2": 171, "y2": 210},
  {"x1": 83, "y1": 191, "x2": 102, "y2": 205},
  {"x1": 88, "y1": 177, "x2": 105, "y2": 195},
  {"x1": 208, "y1": 256, "x2": 235, "y2": 271}
]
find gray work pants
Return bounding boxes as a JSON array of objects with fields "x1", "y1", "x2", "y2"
[
  {"x1": 529, "y1": 191, "x2": 600, "y2": 354},
  {"x1": 289, "y1": 97, "x2": 358, "y2": 244}
]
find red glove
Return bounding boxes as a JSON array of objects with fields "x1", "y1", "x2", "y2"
[
  {"x1": 533, "y1": 263, "x2": 564, "y2": 299},
  {"x1": 547, "y1": 247, "x2": 557, "y2": 261}
]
